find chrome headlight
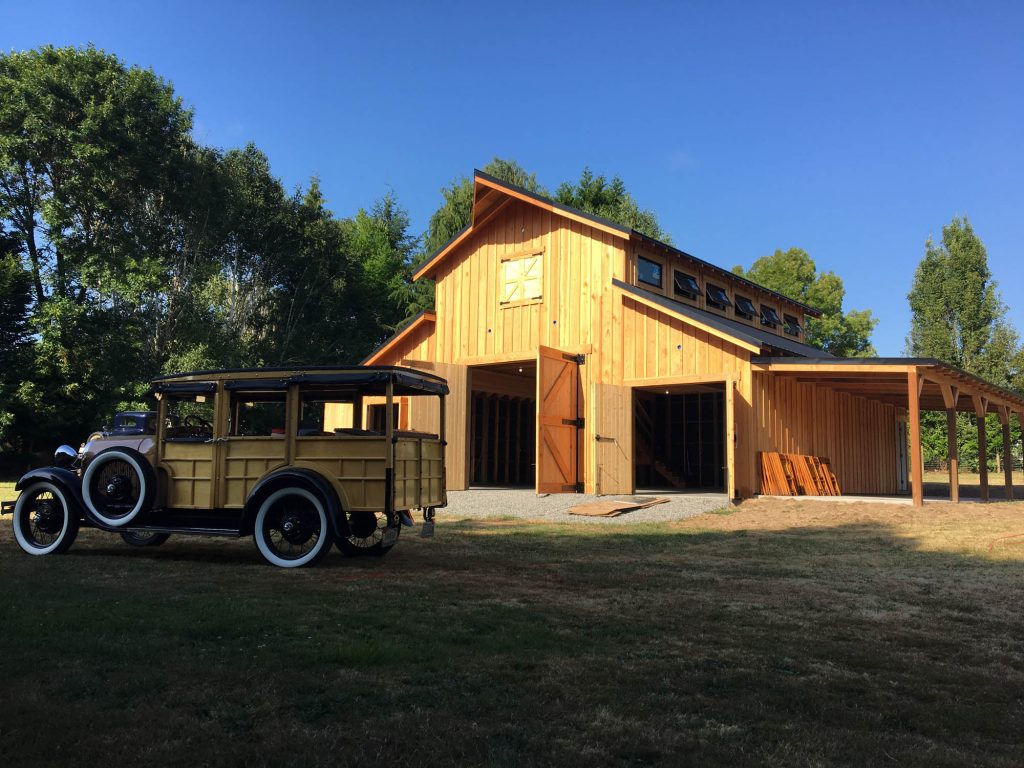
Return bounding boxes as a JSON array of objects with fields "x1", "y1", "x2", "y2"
[{"x1": 53, "y1": 445, "x2": 78, "y2": 469}]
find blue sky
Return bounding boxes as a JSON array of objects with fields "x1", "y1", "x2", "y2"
[{"x1": 6, "y1": 0, "x2": 1022, "y2": 355}]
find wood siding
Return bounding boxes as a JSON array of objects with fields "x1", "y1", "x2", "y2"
[
  {"x1": 619, "y1": 297, "x2": 749, "y2": 383},
  {"x1": 753, "y1": 373, "x2": 902, "y2": 495}
]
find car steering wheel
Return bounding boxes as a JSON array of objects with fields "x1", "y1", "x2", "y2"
[{"x1": 182, "y1": 414, "x2": 212, "y2": 430}]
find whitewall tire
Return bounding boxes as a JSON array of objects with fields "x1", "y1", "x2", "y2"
[
  {"x1": 81, "y1": 448, "x2": 153, "y2": 527},
  {"x1": 13, "y1": 481, "x2": 79, "y2": 556},
  {"x1": 253, "y1": 487, "x2": 331, "y2": 568}
]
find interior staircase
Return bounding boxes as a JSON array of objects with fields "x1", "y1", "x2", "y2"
[{"x1": 634, "y1": 397, "x2": 686, "y2": 489}]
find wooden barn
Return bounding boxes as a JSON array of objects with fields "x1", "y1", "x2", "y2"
[{"x1": 362, "y1": 171, "x2": 1024, "y2": 506}]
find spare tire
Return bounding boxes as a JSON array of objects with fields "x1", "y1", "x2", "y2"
[{"x1": 81, "y1": 447, "x2": 156, "y2": 527}]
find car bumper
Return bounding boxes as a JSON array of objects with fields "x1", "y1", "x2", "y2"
[{"x1": 0, "y1": 500, "x2": 15, "y2": 515}]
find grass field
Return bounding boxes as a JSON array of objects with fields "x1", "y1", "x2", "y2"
[
  {"x1": 923, "y1": 469, "x2": 1024, "y2": 484},
  {"x1": 2, "y1": 489, "x2": 1023, "y2": 766}
]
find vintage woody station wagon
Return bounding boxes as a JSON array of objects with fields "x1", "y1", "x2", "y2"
[{"x1": 7, "y1": 366, "x2": 447, "y2": 567}]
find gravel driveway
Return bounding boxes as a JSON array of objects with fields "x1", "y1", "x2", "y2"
[{"x1": 437, "y1": 488, "x2": 730, "y2": 525}]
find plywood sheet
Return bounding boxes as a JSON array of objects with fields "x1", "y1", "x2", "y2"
[{"x1": 568, "y1": 495, "x2": 668, "y2": 517}]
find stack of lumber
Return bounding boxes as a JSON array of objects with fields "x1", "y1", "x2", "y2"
[{"x1": 760, "y1": 452, "x2": 841, "y2": 496}]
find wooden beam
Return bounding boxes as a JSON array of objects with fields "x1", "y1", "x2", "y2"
[
  {"x1": 939, "y1": 382, "x2": 959, "y2": 410},
  {"x1": 974, "y1": 394, "x2": 989, "y2": 502},
  {"x1": 624, "y1": 373, "x2": 734, "y2": 389},
  {"x1": 908, "y1": 368, "x2": 924, "y2": 507},
  {"x1": 947, "y1": 408, "x2": 959, "y2": 503},
  {"x1": 752, "y1": 363, "x2": 917, "y2": 374}
]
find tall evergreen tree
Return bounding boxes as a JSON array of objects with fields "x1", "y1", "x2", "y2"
[
  {"x1": 907, "y1": 216, "x2": 1017, "y2": 384},
  {"x1": 555, "y1": 168, "x2": 670, "y2": 242}
]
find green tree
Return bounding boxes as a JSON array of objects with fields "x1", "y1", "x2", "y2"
[
  {"x1": 555, "y1": 168, "x2": 670, "y2": 242},
  {"x1": 347, "y1": 192, "x2": 422, "y2": 356},
  {"x1": 906, "y1": 216, "x2": 1022, "y2": 469},
  {"x1": 907, "y1": 217, "x2": 1016, "y2": 383},
  {"x1": 732, "y1": 248, "x2": 877, "y2": 357},
  {"x1": 0, "y1": 228, "x2": 32, "y2": 445},
  {"x1": 0, "y1": 45, "x2": 194, "y2": 444}
]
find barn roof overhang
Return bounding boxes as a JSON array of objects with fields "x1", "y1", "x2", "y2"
[
  {"x1": 752, "y1": 357, "x2": 1024, "y2": 416},
  {"x1": 361, "y1": 310, "x2": 436, "y2": 365}
]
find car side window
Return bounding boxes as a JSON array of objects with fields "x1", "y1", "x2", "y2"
[
  {"x1": 164, "y1": 394, "x2": 216, "y2": 441},
  {"x1": 231, "y1": 393, "x2": 287, "y2": 437},
  {"x1": 298, "y1": 395, "x2": 373, "y2": 436}
]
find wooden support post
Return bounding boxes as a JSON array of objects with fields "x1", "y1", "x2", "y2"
[
  {"x1": 999, "y1": 407, "x2": 1013, "y2": 501},
  {"x1": 940, "y1": 383, "x2": 959, "y2": 503},
  {"x1": 946, "y1": 408, "x2": 959, "y2": 503},
  {"x1": 973, "y1": 395, "x2": 989, "y2": 502},
  {"x1": 907, "y1": 368, "x2": 924, "y2": 507}
]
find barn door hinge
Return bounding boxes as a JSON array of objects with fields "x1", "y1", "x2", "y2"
[
  {"x1": 574, "y1": 482, "x2": 585, "y2": 494},
  {"x1": 574, "y1": 354, "x2": 586, "y2": 365},
  {"x1": 562, "y1": 417, "x2": 585, "y2": 429}
]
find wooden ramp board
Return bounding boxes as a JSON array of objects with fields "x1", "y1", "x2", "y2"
[{"x1": 568, "y1": 496, "x2": 669, "y2": 517}]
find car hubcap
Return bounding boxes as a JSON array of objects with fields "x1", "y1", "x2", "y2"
[
  {"x1": 264, "y1": 496, "x2": 321, "y2": 560},
  {"x1": 22, "y1": 491, "x2": 64, "y2": 547}
]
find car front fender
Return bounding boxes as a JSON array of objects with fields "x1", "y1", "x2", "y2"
[{"x1": 14, "y1": 467, "x2": 86, "y2": 515}]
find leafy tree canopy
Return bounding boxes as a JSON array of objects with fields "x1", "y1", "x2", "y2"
[{"x1": 732, "y1": 248, "x2": 877, "y2": 357}]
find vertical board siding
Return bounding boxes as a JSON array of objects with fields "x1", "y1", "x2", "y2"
[
  {"x1": 752, "y1": 373, "x2": 900, "y2": 495},
  {"x1": 617, "y1": 298, "x2": 748, "y2": 382}
]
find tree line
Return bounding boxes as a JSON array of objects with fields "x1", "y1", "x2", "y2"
[{"x1": 1, "y1": 45, "x2": 1020, "y2": 471}]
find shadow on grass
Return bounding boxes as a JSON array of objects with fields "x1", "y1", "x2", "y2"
[{"x1": 1, "y1": 517, "x2": 1023, "y2": 767}]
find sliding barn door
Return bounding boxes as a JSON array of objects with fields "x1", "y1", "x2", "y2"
[
  {"x1": 536, "y1": 345, "x2": 581, "y2": 493},
  {"x1": 592, "y1": 383, "x2": 633, "y2": 495}
]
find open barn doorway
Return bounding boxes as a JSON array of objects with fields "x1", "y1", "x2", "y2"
[
  {"x1": 633, "y1": 384, "x2": 726, "y2": 492},
  {"x1": 469, "y1": 361, "x2": 536, "y2": 487}
]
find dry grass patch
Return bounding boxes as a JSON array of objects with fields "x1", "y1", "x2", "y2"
[{"x1": 1, "y1": 497, "x2": 1023, "y2": 766}]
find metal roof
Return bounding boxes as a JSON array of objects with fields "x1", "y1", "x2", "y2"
[{"x1": 151, "y1": 365, "x2": 449, "y2": 396}]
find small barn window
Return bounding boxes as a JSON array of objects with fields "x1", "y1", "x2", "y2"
[
  {"x1": 500, "y1": 253, "x2": 543, "y2": 305},
  {"x1": 706, "y1": 283, "x2": 731, "y2": 310},
  {"x1": 735, "y1": 295, "x2": 757, "y2": 320},
  {"x1": 784, "y1": 314, "x2": 803, "y2": 336},
  {"x1": 637, "y1": 256, "x2": 662, "y2": 288},
  {"x1": 673, "y1": 271, "x2": 700, "y2": 299},
  {"x1": 760, "y1": 306, "x2": 781, "y2": 328}
]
